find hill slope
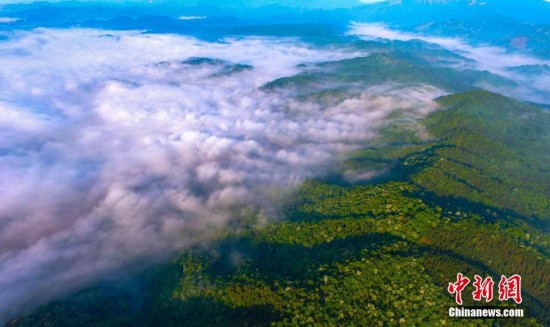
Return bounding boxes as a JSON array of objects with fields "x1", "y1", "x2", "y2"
[{"x1": 6, "y1": 91, "x2": 549, "y2": 326}]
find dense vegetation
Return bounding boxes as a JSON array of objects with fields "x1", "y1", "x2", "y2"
[
  {"x1": 263, "y1": 52, "x2": 515, "y2": 95},
  {"x1": 3, "y1": 0, "x2": 549, "y2": 325},
  {"x1": 349, "y1": 90, "x2": 550, "y2": 224},
  {"x1": 5, "y1": 92, "x2": 549, "y2": 326}
]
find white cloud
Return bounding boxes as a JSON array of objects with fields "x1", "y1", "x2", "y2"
[
  {"x1": 178, "y1": 16, "x2": 207, "y2": 20},
  {"x1": 0, "y1": 17, "x2": 20, "y2": 23},
  {"x1": 358, "y1": 0, "x2": 389, "y2": 3},
  {"x1": 349, "y1": 23, "x2": 549, "y2": 72},
  {"x1": 0, "y1": 28, "x2": 444, "y2": 321},
  {"x1": 349, "y1": 23, "x2": 550, "y2": 104}
]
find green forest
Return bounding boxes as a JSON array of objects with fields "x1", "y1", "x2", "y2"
[{"x1": 6, "y1": 90, "x2": 549, "y2": 326}]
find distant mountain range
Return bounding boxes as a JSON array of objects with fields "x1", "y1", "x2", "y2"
[{"x1": 1, "y1": 1, "x2": 549, "y2": 325}]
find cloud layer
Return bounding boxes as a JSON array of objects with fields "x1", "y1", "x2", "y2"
[
  {"x1": 0, "y1": 17, "x2": 20, "y2": 23},
  {"x1": 0, "y1": 28, "x2": 444, "y2": 320},
  {"x1": 349, "y1": 23, "x2": 550, "y2": 104}
]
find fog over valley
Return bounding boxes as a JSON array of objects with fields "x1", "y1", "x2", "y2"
[
  {"x1": 0, "y1": 28, "x2": 446, "y2": 319},
  {"x1": 0, "y1": 1, "x2": 549, "y2": 324}
]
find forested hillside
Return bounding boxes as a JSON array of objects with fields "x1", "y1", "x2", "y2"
[{"x1": 7, "y1": 91, "x2": 549, "y2": 326}]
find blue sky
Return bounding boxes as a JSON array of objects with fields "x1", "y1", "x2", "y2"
[{"x1": 1, "y1": 0, "x2": 385, "y2": 6}]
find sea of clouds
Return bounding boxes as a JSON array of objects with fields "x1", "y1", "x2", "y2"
[
  {"x1": 349, "y1": 22, "x2": 550, "y2": 104},
  {"x1": 0, "y1": 28, "x2": 445, "y2": 320}
]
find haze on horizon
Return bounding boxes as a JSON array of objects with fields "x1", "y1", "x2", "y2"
[{"x1": 0, "y1": 0, "x2": 549, "y2": 323}]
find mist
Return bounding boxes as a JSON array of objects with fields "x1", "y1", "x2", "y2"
[
  {"x1": 349, "y1": 23, "x2": 550, "y2": 104},
  {"x1": 0, "y1": 28, "x2": 445, "y2": 320}
]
